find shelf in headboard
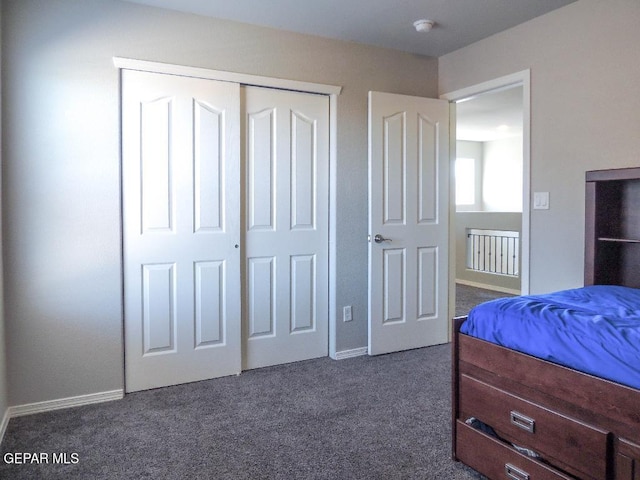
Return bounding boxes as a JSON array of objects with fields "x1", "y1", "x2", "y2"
[
  {"x1": 585, "y1": 167, "x2": 640, "y2": 288},
  {"x1": 598, "y1": 237, "x2": 640, "y2": 243}
]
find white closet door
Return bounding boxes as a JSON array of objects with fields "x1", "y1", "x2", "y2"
[
  {"x1": 242, "y1": 86, "x2": 329, "y2": 369},
  {"x1": 368, "y1": 91, "x2": 450, "y2": 355},
  {"x1": 122, "y1": 70, "x2": 241, "y2": 392}
]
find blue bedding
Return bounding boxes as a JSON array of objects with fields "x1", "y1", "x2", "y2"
[{"x1": 460, "y1": 285, "x2": 640, "y2": 390}]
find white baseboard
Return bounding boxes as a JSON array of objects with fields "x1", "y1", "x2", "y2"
[
  {"x1": 333, "y1": 347, "x2": 368, "y2": 360},
  {"x1": 0, "y1": 408, "x2": 9, "y2": 445},
  {"x1": 8, "y1": 389, "x2": 124, "y2": 419},
  {"x1": 456, "y1": 279, "x2": 520, "y2": 296}
]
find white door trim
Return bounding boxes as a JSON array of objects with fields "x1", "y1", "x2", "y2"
[
  {"x1": 114, "y1": 57, "x2": 342, "y2": 363},
  {"x1": 113, "y1": 57, "x2": 342, "y2": 96},
  {"x1": 440, "y1": 69, "x2": 531, "y2": 297}
]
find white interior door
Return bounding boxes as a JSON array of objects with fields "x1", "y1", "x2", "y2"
[
  {"x1": 368, "y1": 91, "x2": 449, "y2": 355},
  {"x1": 122, "y1": 70, "x2": 241, "y2": 392},
  {"x1": 242, "y1": 86, "x2": 329, "y2": 370}
]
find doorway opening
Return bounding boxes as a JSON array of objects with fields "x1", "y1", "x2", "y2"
[
  {"x1": 442, "y1": 70, "x2": 531, "y2": 321},
  {"x1": 454, "y1": 85, "x2": 523, "y2": 295}
]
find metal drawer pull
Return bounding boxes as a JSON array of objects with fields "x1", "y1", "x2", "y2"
[
  {"x1": 510, "y1": 410, "x2": 535, "y2": 433},
  {"x1": 505, "y1": 463, "x2": 530, "y2": 480}
]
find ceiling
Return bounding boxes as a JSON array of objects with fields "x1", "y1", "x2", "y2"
[
  {"x1": 456, "y1": 86, "x2": 523, "y2": 142},
  {"x1": 123, "y1": 0, "x2": 563, "y2": 140},
  {"x1": 124, "y1": 0, "x2": 576, "y2": 58}
]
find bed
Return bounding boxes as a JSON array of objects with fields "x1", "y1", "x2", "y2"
[
  {"x1": 453, "y1": 297, "x2": 640, "y2": 480},
  {"x1": 452, "y1": 168, "x2": 640, "y2": 480}
]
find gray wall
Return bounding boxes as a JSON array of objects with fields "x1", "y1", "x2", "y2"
[
  {"x1": 2, "y1": 0, "x2": 438, "y2": 406},
  {"x1": 440, "y1": 0, "x2": 640, "y2": 294},
  {"x1": 6, "y1": 0, "x2": 636, "y2": 409}
]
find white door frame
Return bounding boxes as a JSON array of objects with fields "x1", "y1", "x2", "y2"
[
  {"x1": 113, "y1": 57, "x2": 342, "y2": 362},
  {"x1": 440, "y1": 70, "x2": 531, "y2": 321}
]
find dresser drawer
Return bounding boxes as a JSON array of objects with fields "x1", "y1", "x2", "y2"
[
  {"x1": 616, "y1": 438, "x2": 640, "y2": 480},
  {"x1": 459, "y1": 374, "x2": 609, "y2": 479},
  {"x1": 456, "y1": 420, "x2": 574, "y2": 480}
]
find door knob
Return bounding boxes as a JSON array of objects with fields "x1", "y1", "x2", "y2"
[{"x1": 374, "y1": 234, "x2": 392, "y2": 243}]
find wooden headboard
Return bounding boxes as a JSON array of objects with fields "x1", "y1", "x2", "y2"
[{"x1": 584, "y1": 167, "x2": 640, "y2": 288}]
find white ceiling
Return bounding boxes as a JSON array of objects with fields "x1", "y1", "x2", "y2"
[
  {"x1": 123, "y1": 0, "x2": 576, "y2": 57},
  {"x1": 456, "y1": 86, "x2": 524, "y2": 142}
]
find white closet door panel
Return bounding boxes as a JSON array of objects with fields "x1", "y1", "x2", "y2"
[
  {"x1": 193, "y1": 101, "x2": 224, "y2": 232},
  {"x1": 123, "y1": 70, "x2": 241, "y2": 392},
  {"x1": 194, "y1": 260, "x2": 225, "y2": 346},
  {"x1": 141, "y1": 97, "x2": 173, "y2": 233},
  {"x1": 247, "y1": 256, "x2": 275, "y2": 337},
  {"x1": 242, "y1": 86, "x2": 329, "y2": 370},
  {"x1": 142, "y1": 263, "x2": 176, "y2": 353},
  {"x1": 247, "y1": 108, "x2": 275, "y2": 231}
]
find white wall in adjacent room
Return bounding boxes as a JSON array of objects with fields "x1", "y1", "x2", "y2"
[{"x1": 482, "y1": 137, "x2": 523, "y2": 212}]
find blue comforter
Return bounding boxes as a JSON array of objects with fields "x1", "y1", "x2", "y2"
[{"x1": 460, "y1": 285, "x2": 640, "y2": 390}]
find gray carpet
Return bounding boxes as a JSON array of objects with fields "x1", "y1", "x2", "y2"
[
  {"x1": 0, "y1": 345, "x2": 484, "y2": 479},
  {"x1": 455, "y1": 283, "x2": 510, "y2": 317},
  {"x1": 0, "y1": 285, "x2": 503, "y2": 479}
]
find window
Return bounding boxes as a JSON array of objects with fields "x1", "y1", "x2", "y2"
[{"x1": 455, "y1": 157, "x2": 475, "y2": 206}]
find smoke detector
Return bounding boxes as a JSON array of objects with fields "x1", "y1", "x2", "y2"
[{"x1": 413, "y1": 19, "x2": 435, "y2": 33}]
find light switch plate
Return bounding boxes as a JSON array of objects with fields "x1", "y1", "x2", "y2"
[{"x1": 533, "y1": 191, "x2": 550, "y2": 210}]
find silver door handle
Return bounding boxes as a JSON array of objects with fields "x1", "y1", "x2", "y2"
[{"x1": 374, "y1": 234, "x2": 392, "y2": 243}]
